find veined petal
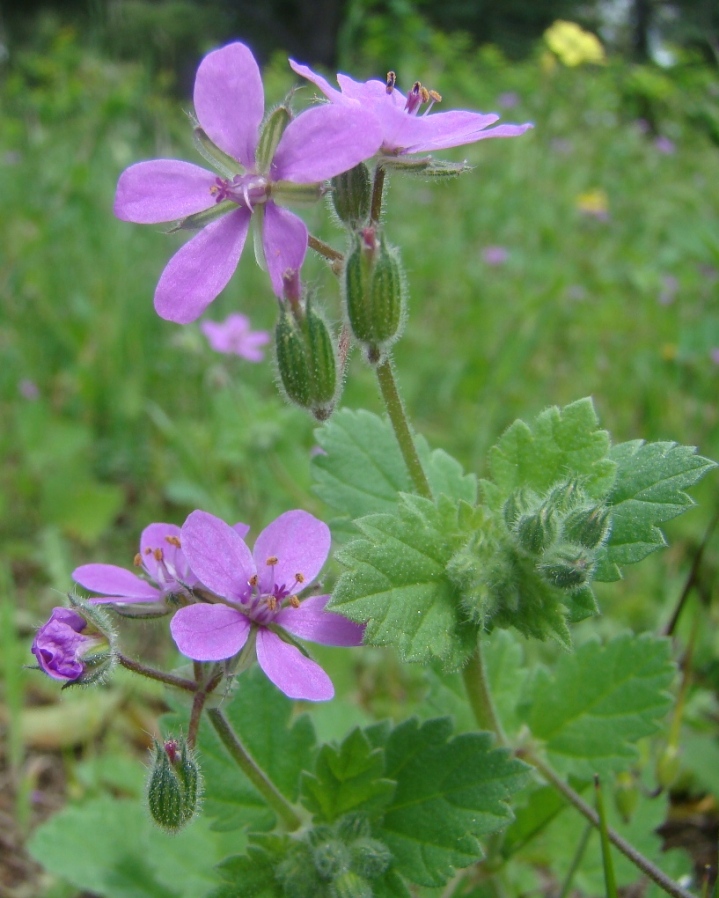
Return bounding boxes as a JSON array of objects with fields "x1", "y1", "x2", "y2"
[
  {"x1": 336, "y1": 73, "x2": 403, "y2": 107},
  {"x1": 140, "y1": 522, "x2": 197, "y2": 587},
  {"x1": 154, "y1": 207, "x2": 251, "y2": 324},
  {"x1": 73, "y1": 564, "x2": 161, "y2": 602},
  {"x1": 289, "y1": 60, "x2": 347, "y2": 104},
  {"x1": 170, "y1": 604, "x2": 250, "y2": 661},
  {"x1": 193, "y1": 42, "x2": 264, "y2": 168},
  {"x1": 181, "y1": 510, "x2": 255, "y2": 602},
  {"x1": 253, "y1": 510, "x2": 330, "y2": 598},
  {"x1": 276, "y1": 594, "x2": 365, "y2": 646},
  {"x1": 256, "y1": 629, "x2": 334, "y2": 701},
  {"x1": 114, "y1": 160, "x2": 217, "y2": 224},
  {"x1": 262, "y1": 203, "x2": 307, "y2": 297},
  {"x1": 271, "y1": 105, "x2": 382, "y2": 183}
]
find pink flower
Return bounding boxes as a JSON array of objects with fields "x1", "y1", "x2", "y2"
[
  {"x1": 169, "y1": 510, "x2": 364, "y2": 701},
  {"x1": 32, "y1": 608, "x2": 98, "y2": 682},
  {"x1": 289, "y1": 61, "x2": 532, "y2": 156},
  {"x1": 201, "y1": 313, "x2": 270, "y2": 361},
  {"x1": 482, "y1": 245, "x2": 509, "y2": 266},
  {"x1": 114, "y1": 42, "x2": 382, "y2": 324},
  {"x1": 654, "y1": 136, "x2": 676, "y2": 155}
]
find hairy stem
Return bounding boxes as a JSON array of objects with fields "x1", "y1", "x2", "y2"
[
  {"x1": 308, "y1": 233, "x2": 344, "y2": 264},
  {"x1": 375, "y1": 358, "x2": 433, "y2": 500},
  {"x1": 208, "y1": 708, "x2": 303, "y2": 831},
  {"x1": 528, "y1": 754, "x2": 697, "y2": 898},
  {"x1": 117, "y1": 653, "x2": 196, "y2": 692},
  {"x1": 462, "y1": 644, "x2": 507, "y2": 745}
]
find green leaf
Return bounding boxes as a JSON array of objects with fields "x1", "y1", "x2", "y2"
[
  {"x1": 312, "y1": 409, "x2": 476, "y2": 528},
  {"x1": 165, "y1": 667, "x2": 316, "y2": 832},
  {"x1": 486, "y1": 398, "x2": 616, "y2": 501},
  {"x1": 595, "y1": 440, "x2": 717, "y2": 581},
  {"x1": 27, "y1": 797, "x2": 237, "y2": 898},
  {"x1": 520, "y1": 634, "x2": 675, "y2": 778},
  {"x1": 208, "y1": 848, "x2": 282, "y2": 898},
  {"x1": 330, "y1": 494, "x2": 476, "y2": 668},
  {"x1": 300, "y1": 727, "x2": 396, "y2": 822},
  {"x1": 370, "y1": 717, "x2": 530, "y2": 887}
]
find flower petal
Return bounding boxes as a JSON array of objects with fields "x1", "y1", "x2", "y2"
[
  {"x1": 140, "y1": 522, "x2": 197, "y2": 587},
  {"x1": 170, "y1": 604, "x2": 250, "y2": 661},
  {"x1": 73, "y1": 564, "x2": 161, "y2": 602},
  {"x1": 181, "y1": 510, "x2": 255, "y2": 602},
  {"x1": 114, "y1": 160, "x2": 217, "y2": 224},
  {"x1": 256, "y1": 629, "x2": 333, "y2": 701},
  {"x1": 275, "y1": 594, "x2": 365, "y2": 646},
  {"x1": 193, "y1": 42, "x2": 264, "y2": 168},
  {"x1": 271, "y1": 105, "x2": 382, "y2": 183},
  {"x1": 154, "y1": 207, "x2": 251, "y2": 324},
  {"x1": 289, "y1": 60, "x2": 346, "y2": 104},
  {"x1": 262, "y1": 203, "x2": 307, "y2": 297},
  {"x1": 253, "y1": 510, "x2": 331, "y2": 597}
]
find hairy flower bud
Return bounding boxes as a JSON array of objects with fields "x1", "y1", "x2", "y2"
[
  {"x1": 502, "y1": 487, "x2": 537, "y2": 530},
  {"x1": 147, "y1": 736, "x2": 201, "y2": 832},
  {"x1": 514, "y1": 506, "x2": 557, "y2": 555},
  {"x1": 330, "y1": 871, "x2": 373, "y2": 898},
  {"x1": 562, "y1": 504, "x2": 611, "y2": 549},
  {"x1": 545, "y1": 478, "x2": 581, "y2": 514},
  {"x1": 349, "y1": 838, "x2": 392, "y2": 880},
  {"x1": 332, "y1": 163, "x2": 371, "y2": 228},
  {"x1": 32, "y1": 598, "x2": 116, "y2": 686},
  {"x1": 539, "y1": 543, "x2": 595, "y2": 591},
  {"x1": 275, "y1": 299, "x2": 339, "y2": 420},
  {"x1": 344, "y1": 230, "x2": 405, "y2": 362},
  {"x1": 312, "y1": 839, "x2": 351, "y2": 880}
]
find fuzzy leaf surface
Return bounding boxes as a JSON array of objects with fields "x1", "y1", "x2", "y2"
[
  {"x1": 368, "y1": 717, "x2": 530, "y2": 886},
  {"x1": 300, "y1": 727, "x2": 396, "y2": 822},
  {"x1": 330, "y1": 494, "x2": 476, "y2": 667},
  {"x1": 520, "y1": 634, "x2": 675, "y2": 778},
  {"x1": 595, "y1": 440, "x2": 717, "y2": 581},
  {"x1": 208, "y1": 849, "x2": 282, "y2": 898}
]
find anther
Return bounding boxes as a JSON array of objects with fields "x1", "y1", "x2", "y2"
[
  {"x1": 267, "y1": 596, "x2": 277, "y2": 612},
  {"x1": 386, "y1": 71, "x2": 396, "y2": 94},
  {"x1": 153, "y1": 548, "x2": 164, "y2": 562},
  {"x1": 295, "y1": 573, "x2": 305, "y2": 584},
  {"x1": 290, "y1": 596, "x2": 300, "y2": 608},
  {"x1": 249, "y1": 574, "x2": 258, "y2": 587},
  {"x1": 265, "y1": 556, "x2": 279, "y2": 566},
  {"x1": 133, "y1": 553, "x2": 142, "y2": 567},
  {"x1": 144, "y1": 547, "x2": 153, "y2": 555},
  {"x1": 428, "y1": 89, "x2": 442, "y2": 103},
  {"x1": 165, "y1": 536, "x2": 181, "y2": 548}
]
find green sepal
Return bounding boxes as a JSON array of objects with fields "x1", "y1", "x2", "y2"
[
  {"x1": 273, "y1": 180, "x2": 327, "y2": 206},
  {"x1": 168, "y1": 199, "x2": 236, "y2": 232},
  {"x1": 191, "y1": 121, "x2": 243, "y2": 178},
  {"x1": 146, "y1": 736, "x2": 202, "y2": 833},
  {"x1": 378, "y1": 156, "x2": 471, "y2": 178},
  {"x1": 256, "y1": 105, "x2": 292, "y2": 174},
  {"x1": 331, "y1": 163, "x2": 371, "y2": 227}
]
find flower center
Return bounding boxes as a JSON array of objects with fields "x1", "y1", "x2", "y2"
[
  {"x1": 242, "y1": 558, "x2": 307, "y2": 624},
  {"x1": 385, "y1": 71, "x2": 442, "y2": 117},
  {"x1": 210, "y1": 173, "x2": 270, "y2": 209}
]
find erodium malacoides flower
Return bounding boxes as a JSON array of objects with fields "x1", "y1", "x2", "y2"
[
  {"x1": 169, "y1": 510, "x2": 364, "y2": 702},
  {"x1": 289, "y1": 61, "x2": 533, "y2": 156},
  {"x1": 114, "y1": 42, "x2": 383, "y2": 324}
]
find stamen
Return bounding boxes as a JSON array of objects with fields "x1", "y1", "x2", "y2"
[
  {"x1": 165, "y1": 536, "x2": 181, "y2": 548},
  {"x1": 265, "y1": 556, "x2": 279, "y2": 566},
  {"x1": 249, "y1": 574, "x2": 258, "y2": 587},
  {"x1": 290, "y1": 596, "x2": 300, "y2": 608},
  {"x1": 267, "y1": 596, "x2": 277, "y2": 612},
  {"x1": 133, "y1": 553, "x2": 142, "y2": 567},
  {"x1": 428, "y1": 89, "x2": 442, "y2": 103},
  {"x1": 153, "y1": 548, "x2": 164, "y2": 562},
  {"x1": 386, "y1": 71, "x2": 397, "y2": 94},
  {"x1": 144, "y1": 547, "x2": 153, "y2": 555},
  {"x1": 295, "y1": 573, "x2": 305, "y2": 584}
]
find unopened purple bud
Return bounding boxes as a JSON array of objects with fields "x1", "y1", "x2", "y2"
[{"x1": 31, "y1": 605, "x2": 114, "y2": 684}]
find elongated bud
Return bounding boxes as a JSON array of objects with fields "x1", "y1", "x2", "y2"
[
  {"x1": 539, "y1": 542, "x2": 595, "y2": 591},
  {"x1": 256, "y1": 104, "x2": 292, "y2": 173},
  {"x1": 344, "y1": 229, "x2": 405, "y2": 362},
  {"x1": 613, "y1": 771, "x2": 639, "y2": 823},
  {"x1": 656, "y1": 743, "x2": 681, "y2": 790},
  {"x1": 562, "y1": 504, "x2": 611, "y2": 549},
  {"x1": 503, "y1": 487, "x2": 537, "y2": 530},
  {"x1": 147, "y1": 736, "x2": 202, "y2": 832},
  {"x1": 330, "y1": 871, "x2": 373, "y2": 898},
  {"x1": 514, "y1": 506, "x2": 557, "y2": 555},
  {"x1": 275, "y1": 298, "x2": 339, "y2": 420},
  {"x1": 349, "y1": 838, "x2": 392, "y2": 879},
  {"x1": 312, "y1": 839, "x2": 351, "y2": 879},
  {"x1": 545, "y1": 478, "x2": 581, "y2": 514},
  {"x1": 332, "y1": 163, "x2": 371, "y2": 228}
]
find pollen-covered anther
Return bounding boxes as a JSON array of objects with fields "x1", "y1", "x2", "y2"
[
  {"x1": 428, "y1": 89, "x2": 442, "y2": 103},
  {"x1": 289, "y1": 596, "x2": 300, "y2": 608},
  {"x1": 265, "y1": 556, "x2": 279, "y2": 566},
  {"x1": 295, "y1": 572, "x2": 305, "y2": 584},
  {"x1": 153, "y1": 548, "x2": 164, "y2": 562},
  {"x1": 267, "y1": 596, "x2": 278, "y2": 612},
  {"x1": 165, "y1": 536, "x2": 182, "y2": 548},
  {"x1": 386, "y1": 70, "x2": 396, "y2": 94},
  {"x1": 248, "y1": 574, "x2": 259, "y2": 587},
  {"x1": 133, "y1": 553, "x2": 142, "y2": 567}
]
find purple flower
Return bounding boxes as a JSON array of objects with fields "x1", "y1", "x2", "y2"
[
  {"x1": 654, "y1": 136, "x2": 676, "y2": 155},
  {"x1": 497, "y1": 91, "x2": 520, "y2": 109},
  {"x1": 482, "y1": 245, "x2": 509, "y2": 266},
  {"x1": 289, "y1": 61, "x2": 532, "y2": 156},
  {"x1": 169, "y1": 510, "x2": 364, "y2": 701},
  {"x1": 18, "y1": 378, "x2": 40, "y2": 400},
  {"x1": 658, "y1": 274, "x2": 679, "y2": 306},
  {"x1": 710, "y1": 348, "x2": 719, "y2": 366},
  {"x1": 73, "y1": 522, "x2": 206, "y2": 604},
  {"x1": 201, "y1": 313, "x2": 270, "y2": 361},
  {"x1": 31, "y1": 608, "x2": 98, "y2": 682},
  {"x1": 114, "y1": 42, "x2": 383, "y2": 324}
]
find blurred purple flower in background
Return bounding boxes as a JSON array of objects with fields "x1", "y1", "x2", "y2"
[
  {"x1": 654, "y1": 136, "x2": 676, "y2": 155},
  {"x1": 18, "y1": 379, "x2": 40, "y2": 401},
  {"x1": 711, "y1": 348, "x2": 719, "y2": 366},
  {"x1": 201, "y1": 313, "x2": 270, "y2": 361},
  {"x1": 497, "y1": 91, "x2": 520, "y2": 108},
  {"x1": 658, "y1": 275, "x2": 679, "y2": 306},
  {"x1": 482, "y1": 245, "x2": 509, "y2": 266}
]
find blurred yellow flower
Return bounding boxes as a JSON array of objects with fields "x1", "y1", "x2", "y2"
[
  {"x1": 661, "y1": 343, "x2": 678, "y2": 362},
  {"x1": 544, "y1": 20, "x2": 606, "y2": 67},
  {"x1": 576, "y1": 189, "x2": 609, "y2": 219}
]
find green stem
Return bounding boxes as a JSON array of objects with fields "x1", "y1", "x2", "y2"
[
  {"x1": 558, "y1": 823, "x2": 592, "y2": 898},
  {"x1": 308, "y1": 233, "x2": 344, "y2": 274},
  {"x1": 370, "y1": 164, "x2": 386, "y2": 224},
  {"x1": 462, "y1": 643, "x2": 507, "y2": 745},
  {"x1": 208, "y1": 708, "x2": 303, "y2": 832},
  {"x1": 529, "y1": 753, "x2": 697, "y2": 898},
  {"x1": 117, "y1": 653, "x2": 196, "y2": 692},
  {"x1": 375, "y1": 358, "x2": 433, "y2": 500}
]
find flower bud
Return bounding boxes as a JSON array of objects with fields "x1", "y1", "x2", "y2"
[
  {"x1": 32, "y1": 599, "x2": 116, "y2": 686},
  {"x1": 562, "y1": 504, "x2": 611, "y2": 549},
  {"x1": 331, "y1": 163, "x2": 371, "y2": 228},
  {"x1": 349, "y1": 838, "x2": 392, "y2": 880},
  {"x1": 545, "y1": 478, "x2": 581, "y2": 514},
  {"x1": 514, "y1": 506, "x2": 557, "y2": 555},
  {"x1": 656, "y1": 743, "x2": 681, "y2": 790},
  {"x1": 330, "y1": 871, "x2": 373, "y2": 898},
  {"x1": 503, "y1": 487, "x2": 537, "y2": 530},
  {"x1": 539, "y1": 543, "x2": 595, "y2": 591},
  {"x1": 276, "y1": 844, "x2": 321, "y2": 898},
  {"x1": 613, "y1": 771, "x2": 639, "y2": 823},
  {"x1": 344, "y1": 230, "x2": 405, "y2": 362},
  {"x1": 147, "y1": 736, "x2": 202, "y2": 832},
  {"x1": 312, "y1": 839, "x2": 351, "y2": 880},
  {"x1": 275, "y1": 299, "x2": 339, "y2": 420}
]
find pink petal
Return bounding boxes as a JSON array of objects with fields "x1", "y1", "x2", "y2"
[
  {"x1": 336, "y1": 74, "x2": 403, "y2": 107},
  {"x1": 170, "y1": 604, "x2": 250, "y2": 661},
  {"x1": 193, "y1": 42, "x2": 263, "y2": 168},
  {"x1": 271, "y1": 105, "x2": 382, "y2": 183},
  {"x1": 181, "y1": 510, "x2": 255, "y2": 602},
  {"x1": 275, "y1": 594, "x2": 365, "y2": 646},
  {"x1": 233, "y1": 522, "x2": 251, "y2": 539},
  {"x1": 114, "y1": 160, "x2": 217, "y2": 224},
  {"x1": 253, "y1": 510, "x2": 331, "y2": 598},
  {"x1": 256, "y1": 629, "x2": 333, "y2": 701},
  {"x1": 154, "y1": 207, "x2": 251, "y2": 324},
  {"x1": 72, "y1": 564, "x2": 161, "y2": 602},
  {"x1": 140, "y1": 522, "x2": 181, "y2": 578},
  {"x1": 289, "y1": 60, "x2": 346, "y2": 104},
  {"x1": 262, "y1": 203, "x2": 307, "y2": 297}
]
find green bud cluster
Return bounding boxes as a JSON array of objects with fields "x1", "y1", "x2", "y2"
[
  {"x1": 344, "y1": 229, "x2": 405, "y2": 363},
  {"x1": 275, "y1": 814, "x2": 392, "y2": 898},
  {"x1": 147, "y1": 736, "x2": 202, "y2": 833},
  {"x1": 275, "y1": 296, "x2": 339, "y2": 421}
]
